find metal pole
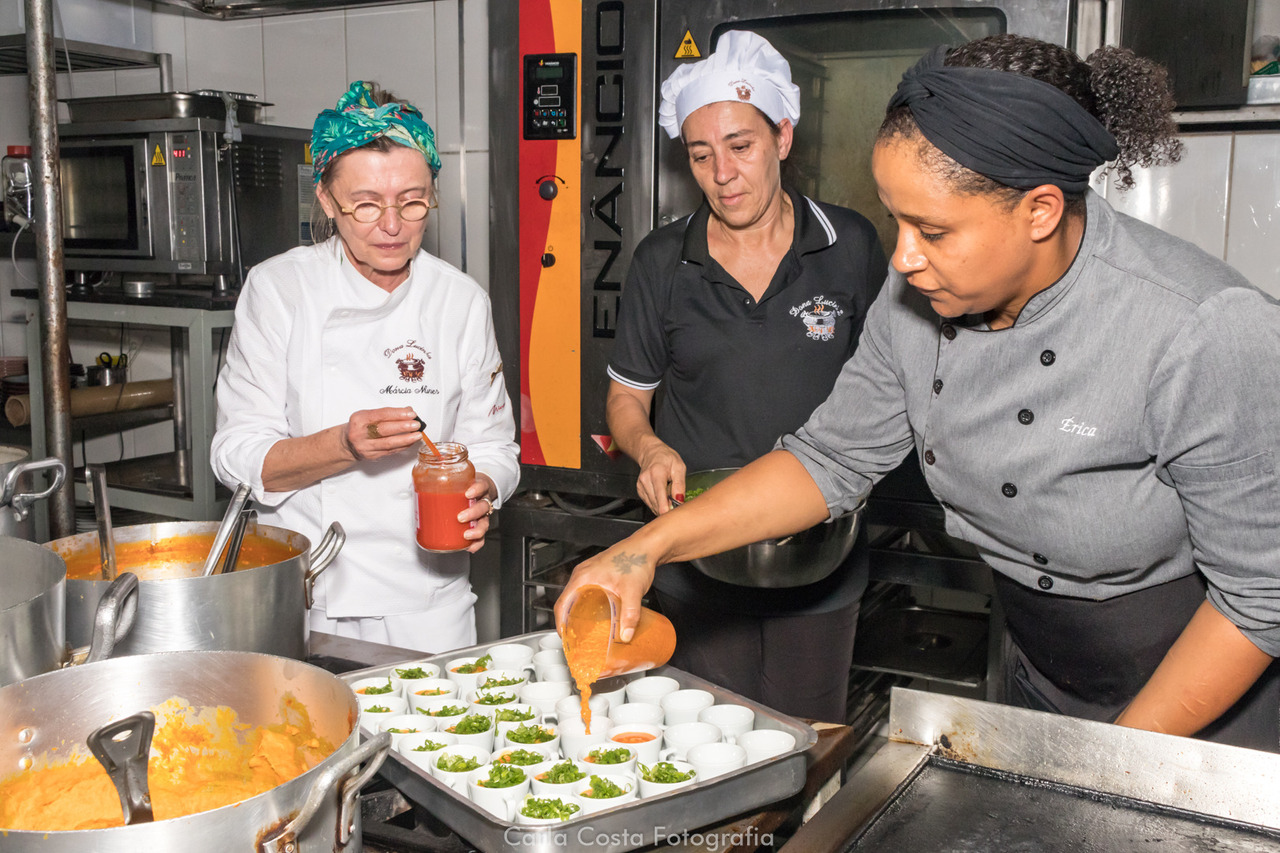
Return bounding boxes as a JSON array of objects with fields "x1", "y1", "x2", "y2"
[{"x1": 25, "y1": 0, "x2": 75, "y2": 538}]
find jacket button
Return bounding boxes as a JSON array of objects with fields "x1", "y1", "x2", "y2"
[
  {"x1": 924, "y1": 449, "x2": 936, "y2": 465},
  {"x1": 933, "y1": 379, "x2": 944, "y2": 395},
  {"x1": 1001, "y1": 482, "x2": 1018, "y2": 498},
  {"x1": 1033, "y1": 553, "x2": 1048, "y2": 565},
  {"x1": 1018, "y1": 409, "x2": 1034, "y2": 425},
  {"x1": 1038, "y1": 574, "x2": 1054, "y2": 590},
  {"x1": 1040, "y1": 350, "x2": 1056, "y2": 366},
  {"x1": 942, "y1": 324, "x2": 956, "y2": 340}
]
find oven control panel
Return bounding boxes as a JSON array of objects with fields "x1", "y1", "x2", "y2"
[
  {"x1": 165, "y1": 132, "x2": 203, "y2": 263},
  {"x1": 523, "y1": 53, "x2": 577, "y2": 140}
]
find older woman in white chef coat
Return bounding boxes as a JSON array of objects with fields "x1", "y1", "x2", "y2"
[{"x1": 212, "y1": 81, "x2": 519, "y2": 652}]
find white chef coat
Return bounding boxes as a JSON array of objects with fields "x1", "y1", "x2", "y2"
[{"x1": 212, "y1": 238, "x2": 519, "y2": 625}]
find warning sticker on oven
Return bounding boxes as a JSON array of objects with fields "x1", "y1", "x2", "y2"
[
  {"x1": 151, "y1": 144, "x2": 166, "y2": 167},
  {"x1": 675, "y1": 30, "x2": 701, "y2": 59}
]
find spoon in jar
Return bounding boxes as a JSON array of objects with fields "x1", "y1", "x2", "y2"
[{"x1": 411, "y1": 413, "x2": 441, "y2": 457}]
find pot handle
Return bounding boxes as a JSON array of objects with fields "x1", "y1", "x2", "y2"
[
  {"x1": 303, "y1": 522, "x2": 346, "y2": 609},
  {"x1": 83, "y1": 572, "x2": 140, "y2": 664},
  {"x1": 1, "y1": 457, "x2": 67, "y2": 522},
  {"x1": 261, "y1": 731, "x2": 390, "y2": 853}
]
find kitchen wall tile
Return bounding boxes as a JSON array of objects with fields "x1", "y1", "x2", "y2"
[
  {"x1": 262, "y1": 11, "x2": 347, "y2": 129},
  {"x1": 150, "y1": 6, "x2": 190, "y2": 93},
  {"x1": 0, "y1": 75, "x2": 30, "y2": 148},
  {"x1": 1106, "y1": 133, "x2": 1232, "y2": 259},
  {"x1": 434, "y1": 150, "x2": 464, "y2": 269},
  {"x1": 115, "y1": 67, "x2": 164, "y2": 96},
  {"x1": 461, "y1": 0, "x2": 489, "y2": 150},
  {"x1": 60, "y1": 69, "x2": 118, "y2": 100},
  {"x1": 345, "y1": 4, "x2": 438, "y2": 133},
  {"x1": 184, "y1": 16, "x2": 265, "y2": 102},
  {"x1": 1226, "y1": 131, "x2": 1280, "y2": 295},
  {"x1": 432, "y1": 0, "x2": 462, "y2": 153},
  {"x1": 54, "y1": 0, "x2": 154, "y2": 50},
  {"x1": 464, "y1": 149, "x2": 490, "y2": 291}
]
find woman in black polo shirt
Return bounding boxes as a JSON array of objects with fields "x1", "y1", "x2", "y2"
[{"x1": 604, "y1": 31, "x2": 886, "y2": 722}]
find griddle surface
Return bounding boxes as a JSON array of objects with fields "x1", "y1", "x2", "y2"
[{"x1": 848, "y1": 757, "x2": 1280, "y2": 852}]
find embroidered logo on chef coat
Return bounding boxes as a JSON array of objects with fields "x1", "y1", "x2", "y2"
[
  {"x1": 1058, "y1": 416, "x2": 1098, "y2": 437},
  {"x1": 731, "y1": 79, "x2": 754, "y2": 103},
  {"x1": 790, "y1": 295, "x2": 844, "y2": 342},
  {"x1": 381, "y1": 339, "x2": 434, "y2": 391}
]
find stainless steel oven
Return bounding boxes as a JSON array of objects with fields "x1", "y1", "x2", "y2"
[
  {"x1": 58, "y1": 92, "x2": 311, "y2": 286},
  {"x1": 491, "y1": 0, "x2": 1078, "y2": 496}
]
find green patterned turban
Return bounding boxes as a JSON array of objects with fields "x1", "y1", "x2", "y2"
[{"x1": 311, "y1": 81, "x2": 442, "y2": 184}]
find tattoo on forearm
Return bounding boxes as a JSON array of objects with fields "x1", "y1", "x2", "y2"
[{"x1": 611, "y1": 552, "x2": 646, "y2": 575}]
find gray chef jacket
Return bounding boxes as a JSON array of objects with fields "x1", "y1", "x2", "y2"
[{"x1": 782, "y1": 189, "x2": 1280, "y2": 657}]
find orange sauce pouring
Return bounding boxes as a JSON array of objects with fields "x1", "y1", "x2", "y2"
[
  {"x1": 0, "y1": 695, "x2": 335, "y2": 831},
  {"x1": 561, "y1": 586, "x2": 677, "y2": 735},
  {"x1": 562, "y1": 589, "x2": 612, "y2": 734}
]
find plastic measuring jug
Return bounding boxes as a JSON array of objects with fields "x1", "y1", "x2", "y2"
[{"x1": 561, "y1": 584, "x2": 676, "y2": 685}]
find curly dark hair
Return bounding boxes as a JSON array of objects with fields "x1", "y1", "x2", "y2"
[{"x1": 878, "y1": 34, "x2": 1183, "y2": 209}]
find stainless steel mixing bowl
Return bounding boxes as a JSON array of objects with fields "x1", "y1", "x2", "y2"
[{"x1": 683, "y1": 468, "x2": 863, "y2": 588}]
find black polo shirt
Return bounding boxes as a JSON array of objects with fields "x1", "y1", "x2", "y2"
[{"x1": 609, "y1": 186, "x2": 886, "y2": 473}]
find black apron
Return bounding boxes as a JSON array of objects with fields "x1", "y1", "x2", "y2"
[{"x1": 993, "y1": 571, "x2": 1280, "y2": 752}]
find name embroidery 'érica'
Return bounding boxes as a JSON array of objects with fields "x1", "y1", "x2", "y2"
[{"x1": 1059, "y1": 416, "x2": 1097, "y2": 437}]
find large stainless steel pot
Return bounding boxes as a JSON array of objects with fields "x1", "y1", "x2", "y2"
[
  {"x1": 0, "y1": 448, "x2": 65, "y2": 540},
  {"x1": 0, "y1": 535, "x2": 137, "y2": 687},
  {"x1": 0, "y1": 650, "x2": 390, "y2": 851},
  {"x1": 0, "y1": 536, "x2": 65, "y2": 686},
  {"x1": 47, "y1": 520, "x2": 344, "y2": 658}
]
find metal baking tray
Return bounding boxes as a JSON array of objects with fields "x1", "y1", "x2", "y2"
[
  {"x1": 63, "y1": 91, "x2": 269, "y2": 124},
  {"x1": 342, "y1": 631, "x2": 817, "y2": 853},
  {"x1": 784, "y1": 687, "x2": 1280, "y2": 851}
]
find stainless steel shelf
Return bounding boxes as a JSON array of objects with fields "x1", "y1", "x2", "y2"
[{"x1": 0, "y1": 33, "x2": 166, "y2": 76}]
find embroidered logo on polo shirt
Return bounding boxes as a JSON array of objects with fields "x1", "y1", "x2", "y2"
[
  {"x1": 1058, "y1": 416, "x2": 1097, "y2": 437},
  {"x1": 789, "y1": 295, "x2": 844, "y2": 342}
]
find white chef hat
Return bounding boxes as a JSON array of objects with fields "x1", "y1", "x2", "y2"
[{"x1": 658, "y1": 30, "x2": 801, "y2": 140}]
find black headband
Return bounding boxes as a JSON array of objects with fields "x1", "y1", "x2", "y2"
[{"x1": 887, "y1": 46, "x2": 1119, "y2": 194}]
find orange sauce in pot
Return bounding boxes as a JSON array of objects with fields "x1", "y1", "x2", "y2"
[
  {"x1": 56, "y1": 534, "x2": 301, "y2": 582},
  {"x1": 0, "y1": 695, "x2": 336, "y2": 831}
]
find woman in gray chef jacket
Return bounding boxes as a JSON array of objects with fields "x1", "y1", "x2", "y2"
[
  {"x1": 559, "y1": 34, "x2": 1280, "y2": 750},
  {"x1": 604, "y1": 31, "x2": 886, "y2": 723}
]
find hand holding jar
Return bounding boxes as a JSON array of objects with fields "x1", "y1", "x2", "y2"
[{"x1": 413, "y1": 440, "x2": 498, "y2": 553}]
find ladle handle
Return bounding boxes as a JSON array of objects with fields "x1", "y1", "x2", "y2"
[
  {"x1": 217, "y1": 507, "x2": 256, "y2": 575},
  {"x1": 87, "y1": 710, "x2": 155, "y2": 825},
  {"x1": 87, "y1": 464, "x2": 117, "y2": 581},
  {"x1": 201, "y1": 482, "x2": 252, "y2": 577}
]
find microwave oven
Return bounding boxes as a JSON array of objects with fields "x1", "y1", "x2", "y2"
[{"x1": 58, "y1": 115, "x2": 310, "y2": 282}]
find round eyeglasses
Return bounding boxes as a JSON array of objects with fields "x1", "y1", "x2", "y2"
[{"x1": 336, "y1": 198, "x2": 436, "y2": 223}]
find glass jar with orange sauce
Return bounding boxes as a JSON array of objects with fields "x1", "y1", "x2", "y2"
[{"x1": 412, "y1": 442, "x2": 474, "y2": 552}]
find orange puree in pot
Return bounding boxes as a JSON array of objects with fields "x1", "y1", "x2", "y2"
[
  {"x1": 0, "y1": 695, "x2": 335, "y2": 831},
  {"x1": 55, "y1": 534, "x2": 301, "y2": 581}
]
